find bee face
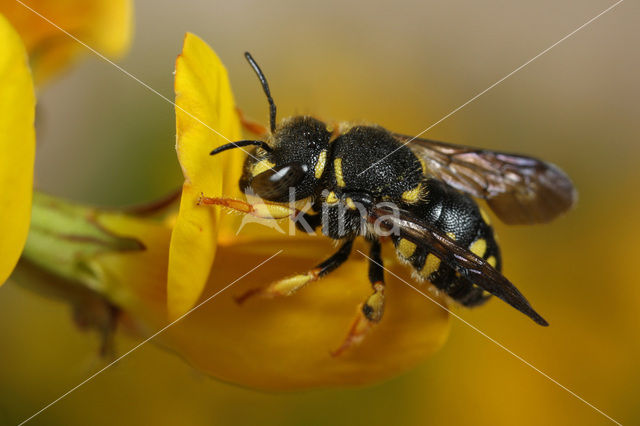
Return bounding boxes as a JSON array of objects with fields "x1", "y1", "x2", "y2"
[{"x1": 241, "y1": 116, "x2": 331, "y2": 202}]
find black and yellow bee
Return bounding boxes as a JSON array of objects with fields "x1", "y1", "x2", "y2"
[{"x1": 206, "y1": 52, "x2": 576, "y2": 352}]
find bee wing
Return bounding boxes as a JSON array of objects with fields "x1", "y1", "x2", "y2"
[
  {"x1": 369, "y1": 204, "x2": 548, "y2": 326},
  {"x1": 394, "y1": 133, "x2": 577, "y2": 224}
]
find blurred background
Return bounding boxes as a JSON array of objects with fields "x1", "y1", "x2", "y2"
[{"x1": 1, "y1": 0, "x2": 639, "y2": 424}]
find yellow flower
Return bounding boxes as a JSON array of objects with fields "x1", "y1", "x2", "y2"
[
  {"x1": 0, "y1": 0, "x2": 132, "y2": 284},
  {"x1": 0, "y1": 14, "x2": 35, "y2": 286},
  {"x1": 0, "y1": 0, "x2": 132, "y2": 84},
  {"x1": 20, "y1": 32, "x2": 450, "y2": 390},
  {"x1": 168, "y1": 32, "x2": 244, "y2": 318},
  {"x1": 26, "y1": 193, "x2": 450, "y2": 390}
]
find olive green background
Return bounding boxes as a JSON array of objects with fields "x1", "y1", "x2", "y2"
[{"x1": 1, "y1": 0, "x2": 639, "y2": 424}]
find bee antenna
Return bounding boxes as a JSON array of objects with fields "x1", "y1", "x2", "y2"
[
  {"x1": 244, "y1": 52, "x2": 277, "y2": 134},
  {"x1": 210, "y1": 140, "x2": 273, "y2": 156}
]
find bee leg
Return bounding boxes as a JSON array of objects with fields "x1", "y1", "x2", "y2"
[
  {"x1": 236, "y1": 107, "x2": 269, "y2": 137},
  {"x1": 332, "y1": 239, "x2": 386, "y2": 357},
  {"x1": 198, "y1": 195, "x2": 297, "y2": 220},
  {"x1": 235, "y1": 239, "x2": 354, "y2": 304}
]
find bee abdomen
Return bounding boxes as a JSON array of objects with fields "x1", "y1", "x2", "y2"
[{"x1": 392, "y1": 190, "x2": 502, "y2": 307}]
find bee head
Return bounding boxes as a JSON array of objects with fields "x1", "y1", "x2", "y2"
[
  {"x1": 240, "y1": 116, "x2": 331, "y2": 202},
  {"x1": 209, "y1": 53, "x2": 330, "y2": 202}
]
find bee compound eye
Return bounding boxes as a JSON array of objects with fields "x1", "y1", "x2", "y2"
[{"x1": 250, "y1": 162, "x2": 307, "y2": 201}]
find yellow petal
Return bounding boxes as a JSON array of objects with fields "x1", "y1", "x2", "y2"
[
  {"x1": 165, "y1": 240, "x2": 450, "y2": 390},
  {"x1": 0, "y1": 14, "x2": 35, "y2": 286},
  {"x1": 92, "y1": 211, "x2": 450, "y2": 389},
  {"x1": 167, "y1": 183, "x2": 218, "y2": 318},
  {"x1": 169, "y1": 33, "x2": 242, "y2": 318},
  {"x1": 0, "y1": 0, "x2": 133, "y2": 84},
  {"x1": 89, "y1": 211, "x2": 172, "y2": 315}
]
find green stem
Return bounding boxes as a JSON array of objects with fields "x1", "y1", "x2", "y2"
[{"x1": 23, "y1": 192, "x2": 144, "y2": 295}]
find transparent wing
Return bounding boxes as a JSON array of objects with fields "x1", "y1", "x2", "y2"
[{"x1": 395, "y1": 133, "x2": 577, "y2": 224}]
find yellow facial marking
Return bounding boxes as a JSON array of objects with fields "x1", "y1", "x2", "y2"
[
  {"x1": 397, "y1": 239, "x2": 417, "y2": 259},
  {"x1": 469, "y1": 238, "x2": 487, "y2": 257},
  {"x1": 480, "y1": 207, "x2": 491, "y2": 224},
  {"x1": 401, "y1": 184, "x2": 422, "y2": 203},
  {"x1": 326, "y1": 191, "x2": 339, "y2": 204},
  {"x1": 334, "y1": 157, "x2": 346, "y2": 187},
  {"x1": 345, "y1": 197, "x2": 357, "y2": 210},
  {"x1": 315, "y1": 150, "x2": 327, "y2": 178},
  {"x1": 487, "y1": 256, "x2": 497, "y2": 268},
  {"x1": 420, "y1": 253, "x2": 441, "y2": 277},
  {"x1": 252, "y1": 159, "x2": 275, "y2": 176},
  {"x1": 446, "y1": 232, "x2": 456, "y2": 241}
]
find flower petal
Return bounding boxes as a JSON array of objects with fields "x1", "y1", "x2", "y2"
[
  {"x1": 165, "y1": 240, "x2": 451, "y2": 390},
  {"x1": 0, "y1": 14, "x2": 35, "y2": 286},
  {"x1": 0, "y1": 0, "x2": 133, "y2": 84},
  {"x1": 168, "y1": 33, "x2": 242, "y2": 318},
  {"x1": 167, "y1": 183, "x2": 218, "y2": 318},
  {"x1": 87, "y1": 211, "x2": 450, "y2": 389}
]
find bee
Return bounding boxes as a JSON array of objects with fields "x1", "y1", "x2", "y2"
[{"x1": 205, "y1": 52, "x2": 576, "y2": 353}]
